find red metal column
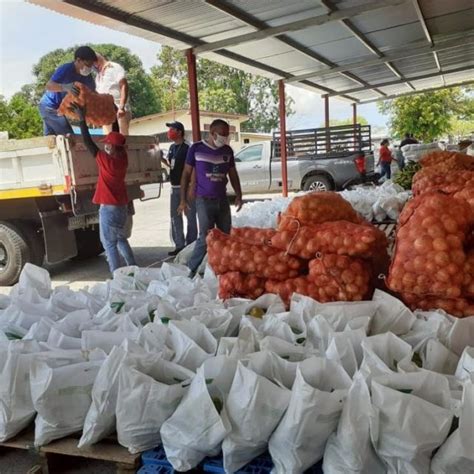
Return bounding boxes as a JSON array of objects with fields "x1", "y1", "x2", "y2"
[
  {"x1": 278, "y1": 80, "x2": 288, "y2": 197},
  {"x1": 352, "y1": 102, "x2": 357, "y2": 151},
  {"x1": 324, "y1": 95, "x2": 330, "y2": 152},
  {"x1": 186, "y1": 49, "x2": 201, "y2": 142}
]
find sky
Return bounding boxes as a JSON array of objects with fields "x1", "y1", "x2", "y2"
[{"x1": 0, "y1": 0, "x2": 388, "y2": 131}]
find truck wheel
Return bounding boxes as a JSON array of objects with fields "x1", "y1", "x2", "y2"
[
  {"x1": 15, "y1": 222, "x2": 45, "y2": 267},
  {"x1": 73, "y1": 227, "x2": 104, "y2": 260},
  {"x1": 303, "y1": 175, "x2": 333, "y2": 192},
  {"x1": 0, "y1": 222, "x2": 30, "y2": 286}
]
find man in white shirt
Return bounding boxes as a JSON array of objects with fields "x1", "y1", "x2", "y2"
[{"x1": 95, "y1": 53, "x2": 131, "y2": 135}]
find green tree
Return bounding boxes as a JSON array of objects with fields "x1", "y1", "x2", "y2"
[
  {"x1": 320, "y1": 116, "x2": 369, "y2": 127},
  {"x1": 151, "y1": 46, "x2": 294, "y2": 132},
  {"x1": 0, "y1": 94, "x2": 42, "y2": 139},
  {"x1": 378, "y1": 88, "x2": 473, "y2": 142},
  {"x1": 32, "y1": 44, "x2": 160, "y2": 117}
]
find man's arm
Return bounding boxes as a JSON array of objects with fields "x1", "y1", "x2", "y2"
[
  {"x1": 178, "y1": 164, "x2": 194, "y2": 214},
  {"x1": 69, "y1": 104, "x2": 99, "y2": 157},
  {"x1": 117, "y1": 78, "x2": 129, "y2": 117},
  {"x1": 228, "y1": 166, "x2": 243, "y2": 211}
]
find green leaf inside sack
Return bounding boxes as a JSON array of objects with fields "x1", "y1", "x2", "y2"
[
  {"x1": 149, "y1": 310, "x2": 155, "y2": 322},
  {"x1": 296, "y1": 337, "x2": 306, "y2": 344},
  {"x1": 205, "y1": 378, "x2": 214, "y2": 385},
  {"x1": 173, "y1": 377, "x2": 185, "y2": 383},
  {"x1": 110, "y1": 301, "x2": 125, "y2": 313},
  {"x1": 412, "y1": 352, "x2": 423, "y2": 368},
  {"x1": 5, "y1": 332, "x2": 23, "y2": 340},
  {"x1": 397, "y1": 388, "x2": 413, "y2": 394},
  {"x1": 212, "y1": 397, "x2": 223, "y2": 414},
  {"x1": 127, "y1": 272, "x2": 135, "y2": 277},
  {"x1": 290, "y1": 326, "x2": 302, "y2": 335},
  {"x1": 161, "y1": 317, "x2": 170, "y2": 325}
]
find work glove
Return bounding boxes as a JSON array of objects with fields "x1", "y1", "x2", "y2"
[{"x1": 69, "y1": 102, "x2": 86, "y2": 122}]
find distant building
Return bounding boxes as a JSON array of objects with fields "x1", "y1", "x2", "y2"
[
  {"x1": 240, "y1": 131, "x2": 272, "y2": 146},
  {"x1": 128, "y1": 109, "x2": 249, "y2": 150}
]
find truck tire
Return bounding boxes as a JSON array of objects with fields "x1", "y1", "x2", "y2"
[
  {"x1": 15, "y1": 221, "x2": 45, "y2": 267},
  {"x1": 0, "y1": 222, "x2": 30, "y2": 286},
  {"x1": 303, "y1": 174, "x2": 333, "y2": 192},
  {"x1": 73, "y1": 227, "x2": 104, "y2": 260}
]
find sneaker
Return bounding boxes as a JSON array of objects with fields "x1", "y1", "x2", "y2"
[{"x1": 168, "y1": 248, "x2": 184, "y2": 257}]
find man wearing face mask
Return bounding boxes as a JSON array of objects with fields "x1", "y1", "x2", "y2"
[
  {"x1": 166, "y1": 121, "x2": 198, "y2": 256},
  {"x1": 178, "y1": 119, "x2": 243, "y2": 277},
  {"x1": 38, "y1": 46, "x2": 97, "y2": 136},
  {"x1": 94, "y1": 53, "x2": 131, "y2": 135},
  {"x1": 69, "y1": 102, "x2": 136, "y2": 274}
]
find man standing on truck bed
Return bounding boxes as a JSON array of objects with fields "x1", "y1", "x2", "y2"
[
  {"x1": 166, "y1": 121, "x2": 197, "y2": 256},
  {"x1": 39, "y1": 46, "x2": 97, "y2": 136},
  {"x1": 178, "y1": 119, "x2": 243, "y2": 277},
  {"x1": 94, "y1": 53, "x2": 131, "y2": 135},
  {"x1": 70, "y1": 103, "x2": 136, "y2": 273}
]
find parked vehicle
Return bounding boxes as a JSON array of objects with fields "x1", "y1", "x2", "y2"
[
  {"x1": 232, "y1": 124, "x2": 375, "y2": 194},
  {"x1": 0, "y1": 134, "x2": 162, "y2": 285}
]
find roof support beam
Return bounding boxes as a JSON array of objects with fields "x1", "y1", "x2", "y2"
[
  {"x1": 193, "y1": 0, "x2": 404, "y2": 54},
  {"x1": 326, "y1": 65, "x2": 473, "y2": 97},
  {"x1": 359, "y1": 80, "x2": 474, "y2": 104},
  {"x1": 284, "y1": 33, "x2": 474, "y2": 83}
]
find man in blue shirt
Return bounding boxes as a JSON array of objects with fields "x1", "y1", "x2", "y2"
[{"x1": 38, "y1": 46, "x2": 97, "y2": 136}]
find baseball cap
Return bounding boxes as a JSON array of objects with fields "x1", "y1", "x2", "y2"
[
  {"x1": 74, "y1": 46, "x2": 98, "y2": 62},
  {"x1": 165, "y1": 121, "x2": 185, "y2": 133},
  {"x1": 101, "y1": 131, "x2": 126, "y2": 146}
]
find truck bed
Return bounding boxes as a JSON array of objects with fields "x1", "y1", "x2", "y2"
[{"x1": 0, "y1": 134, "x2": 161, "y2": 198}]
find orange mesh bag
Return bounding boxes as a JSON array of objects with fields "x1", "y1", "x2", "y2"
[
  {"x1": 265, "y1": 276, "x2": 320, "y2": 306},
  {"x1": 230, "y1": 227, "x2": 277, "y2": 246},
  {"x1": 58, "y1": 82, "x2": 117, "y2": 127},
  {"x1": 412, "y1": 170, "x2": 474, "y2": 196},
  {"x1": 420, "y1": 151, "x2": 474, "y2": 171},
  {"x1": 462, "y1": 249, "x2": 474, "y2": 298},
  {"x1": 308, "y1": 254, "x2": 372, "y2": 302},
  {"x1": 402, "y1": 293, "x2": 474, "y2": 318},
  {"x1": 387, "y1": 192, "x2": 473, "y2": 299},
  {"x1": 454, "y1": 187, "x2": 474, "y2": 214},
  {"x1": 206, "y1": 229, "x2": 304, "y2": 281},
  {"x1": 218, "y1": 272, "x2": 266, "y2": 300},
  {"x1": 279, "y1": 192, "x2": 359, "y2": 228},
  {"x1": 271, "y1": 220, "x2": 387, "y2": 259}
]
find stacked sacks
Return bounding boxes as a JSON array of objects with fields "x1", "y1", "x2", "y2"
[
  {"x1": 58, "y1": 82, "x2": 116, "y2": 127},
  {"x1": 208, "y1": 192, "x2": 389, "y2": 305},
  {"x1": 387, "y1": 192, "x2": 474, "y2": 317}
]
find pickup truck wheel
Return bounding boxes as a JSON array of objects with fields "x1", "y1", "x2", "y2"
[
  {"x1": 303, "y1": 175, "x2": 333, "y2": 192},
  {"x1": 73, "y1": 228, "x2": 104, "y2": 260},
  {"x1": 0, "y1": 222, "x2": 30, "y2": 286},
  {"x1": 15, "y1": 221, "x2": 45, "y2": 267}
]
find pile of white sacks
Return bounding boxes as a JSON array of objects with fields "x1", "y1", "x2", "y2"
[{"x1": 0, "y1": 263, "x2": 473, "y2": 474}]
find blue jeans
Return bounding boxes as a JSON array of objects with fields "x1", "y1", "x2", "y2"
[
  {"x1": 99, "y1": 205, "x2": 136, "y2": 273},
  {"x1": 170, "y1": 186, "x2": 197, "y2": 249},
  {"x1": 38, "y1": 101, "x2": 74, "y2": 136},
  {"x1": 380, "y1": 161, "x2": 392, "y2": 179},
  {"x1": 188, "y1": 197, "x2": 231, "y2": 273}
]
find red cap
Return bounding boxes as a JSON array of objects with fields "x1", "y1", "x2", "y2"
[{"x1": 101, "y1": 131, "x2": 126, "y2": 146}]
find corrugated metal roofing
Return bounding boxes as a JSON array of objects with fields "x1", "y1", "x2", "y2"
[{"x1": 28, "y1": 0, "x2": 474, "y2": 103}]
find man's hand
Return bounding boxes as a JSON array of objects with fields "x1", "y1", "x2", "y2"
[
  {"x1": 177, "y1": 201, "x2": 189, "y2": 215},
  {"x1": 69, "y1": 102, "x2": 86, "y2": 122},
  {"x1": 71, "y1": 84, "x2": 80, "y2": 97},
  {"x1": 117, "y1": 108, "x2": 126, "y2": 118},
  {"x1": 234, "y1": 195, "x2": 243, "y2": 212}
]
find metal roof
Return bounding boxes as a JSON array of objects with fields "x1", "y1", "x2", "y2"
[{"x1": 29, "y1": 0, "x2": 474, "y2": 103}]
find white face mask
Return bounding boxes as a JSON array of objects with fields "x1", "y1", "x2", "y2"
[
  {"x1": 104, "y1": 144, "x2": 113, "y2": 155},
  {"x1": 214, "y1": 133, "x2": 229, "y2": 148},
  {"x1": 80, "y1": 66, "x2": 92, "y2": 76}
]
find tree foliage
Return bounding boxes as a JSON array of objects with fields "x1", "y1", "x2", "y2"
[
  {"x1": 32, "y1": 44, "x2": 160, "y2": 117},
  {"x1": 378, "y1": 88, "x2": 473, "y2": 142},
  {"x1": 151, "y1": 46, "x2": 294, "y2": 132},
  {"x1": 0, "y1": 93, "x2": 42, "y2": 139},
  {"x1": 321, "y1": 116, "x2": 368, "y2": 127}
]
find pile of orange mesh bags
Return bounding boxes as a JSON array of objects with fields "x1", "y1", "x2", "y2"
[
  {"x1": 387, "y1": 192, "x2": 474, "y2": 317},
  {"x1": 58, "y1": 82, "x2": 117, "y2": 127},
  {"x1": 207, "y1": 192, "x2": 389, "y2": 305}
]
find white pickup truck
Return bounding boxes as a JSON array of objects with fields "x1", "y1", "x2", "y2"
[{"x1": 0, "y1": 134, "x2": 162, "y2": 285}]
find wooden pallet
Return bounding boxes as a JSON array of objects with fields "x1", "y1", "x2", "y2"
[
  {"x1": 0, "y1": 429, "x2": 141, "y2": 474},
  {"x1": 376, "y1": 221, "x2": 397, "y2": 254}
]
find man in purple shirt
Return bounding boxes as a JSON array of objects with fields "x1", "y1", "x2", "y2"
[{"x1": 178, "y1": 119, "x2": 243, "y2": 276}]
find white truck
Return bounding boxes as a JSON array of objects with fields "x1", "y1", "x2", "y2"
[{"x1": 0, "y1": 134, "x2": 162, "y2": 285}]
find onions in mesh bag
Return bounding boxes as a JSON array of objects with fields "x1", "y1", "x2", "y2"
[
  {"x1": 218, "y1": 272, "x2": 266, "y2": 300},
  {"x1": 207, "y1": 229, "x2": 304, "y2": 281},
  {"x1": 412, "y1": 170, "x2": 474, "y2": 196},
  {"x1": 462, "y1": 249, "x2": 474, "y2": 298},
  {"x1": 230, "y1": 227, "x2": 277, "y2": 246},
  {"x1": 271, "y1": 219, "x2": 387, "y2": 259},
  {"x1": 388, "y1": 193, "x2": 473, "y2": 300},
  {"x1": 420, "y1": 150, "x2": 474, "y2": 171},
  {"x1": 402, "y1": 293, "x2": 474, "y2": 318}
]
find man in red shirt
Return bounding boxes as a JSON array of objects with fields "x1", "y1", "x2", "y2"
[
  {"x1": 377, "y1": 138, "x2": 397, "y2": 180},
  {"x1": 71, "y1": 103, "x2": 136, "y2": 273}
]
